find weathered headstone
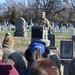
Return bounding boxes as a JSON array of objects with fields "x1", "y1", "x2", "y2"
[
  {"x1": 51, "y1": 22, "x2": 54, "y2": 28},
  {"x1": 29, "y1": 19, "x2": 33, "y2": 32},
  {"x1": 68, "y1": 26, "x2": 74, "y2": 35},
  {"x1": 56, "y1": 25, "x2": 59, "y2": 31},
  {"x1": 52, "y1": 27, "x2": 56, "y2": 33},
  {"x1": 0, "y1": 24, "x2": 1, "y2": 31},
  {"x1": 68, "y1": 23, "x2": 73, "y2": 27},
  {"x1": 8, "y1": 24, "x2": 12, "y2": 30},
  {"x1": 1, "y1": 25, "x2": 4, "y2": 31},
  {"x1": 60, "y1": 26, "x2": 65, "y2": 33},
  {"x1": 4, "y1": 21, "x2": 7, "y2": 29},
  {"x1": 72, "y1": 36, "x2": 75, "y2": 51},
  {"x1": 14, "y1": 17, "x2": 27, "y2": 37}
]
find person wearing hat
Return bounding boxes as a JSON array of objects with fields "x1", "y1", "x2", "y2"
[
  {"x1": 20, "y1": 42, "x2": 45, "y2": 75},
  {"x1": 2, "y1": 32, "x2": 26, "y2": 73},
  {"x1": 23, "y1": 41, "x2": 61, "y2": 75},
  {"x1": 38, "y1": 12, "x2": 51, "y2": 39}
]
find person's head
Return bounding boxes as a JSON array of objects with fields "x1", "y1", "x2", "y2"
[
  {"x1": 41, "y1": 12, "x2": 46, "y2": 19},
  {"x1": 29, "y1": 48, "x2": 43, "y2": 66},
  {"x1": 24, "y1": 42, "x2": 50, "y2": 63},
  {"x1": 2, "y1": 33, "x2": 14, "y2": 49},
  {"x1": 29, "y1": 58, "x2": 60, "y2": 75}
]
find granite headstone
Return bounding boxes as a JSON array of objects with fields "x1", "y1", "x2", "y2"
[
  {"x1": 14, "y1": 17, "x2": 27, "y2": 37},
  {"x1": 60, "y1": 40, "x2": 73, "y2": 59}
]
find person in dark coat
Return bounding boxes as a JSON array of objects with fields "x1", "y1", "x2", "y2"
[
  {"x1": 20, "y1": 41, "x2": 61, "y2": 75},
  {"x1": 24, "y1": 41, "x2": 61, "y2": 69},
  {"x1": 2, "y1": 32, "x2": 26, "y2": 73},
  {"x1": 68, "y1": 57, "x2": 75, "y2": 75},
  {"x1": 20, "y1": 42, "x2": 43, "y2": 75}
]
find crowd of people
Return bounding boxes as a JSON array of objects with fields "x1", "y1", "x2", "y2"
[
  {"x1": 0, "y1": 11, "x2": 75, "y2": 75},
  {"x1": 0, "y1": 32, "x2": 61, "y2": 75},
  {"x1": 0, "y1": 32, "x2": 75, "y2": 75}
]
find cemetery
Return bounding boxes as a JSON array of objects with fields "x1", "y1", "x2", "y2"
[
  {"x1": 0, "y1": 18, "x2": 75, "y2": 75},
  {"x1": 0, "y1": 20, "x2": 75, "y2": 75},
  {"x1": 0, "y1": 0, "x2": 75, "y2": 75}
]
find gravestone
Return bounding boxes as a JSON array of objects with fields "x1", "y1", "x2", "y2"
[
  {"x1": 8, "y1": 24, "x2": 12, "y2": 30},
  {"x1": 52, "y1": 27, "x2": 56, "y2": 33},
  {"x1": 60, "y1": 40, "x2": 73, "y2": 59},
  {"x1": 48, "y1": 34, "x2": 55, "y2": 47},
  {"x1": 4, "y1": 21, "x2": 7, "y2": 29},
  {"x1": 56, "y1": 25, "x2": 59, "y2": 31},
  {"x1": 29, "y1": 19, "x2": 33, "y2": 32},
  {"x1": 68, "y1": 23, "x2": 73, "y2": 27},
  {"x1": 60, "y1": 40, "x2": 73, "y2": 75},
  {"x1": 51, "y1": 22, "x2": 54, "y2": 28},
  {"x1": 31, "y1": 26, "x2": 44, "y2": 43},
  {"x1": 1, "y1": 25, "x2": 4, "y2": 31},
  {"x1": 68, "y1": 26, "x2": 74, "y2": 35},
  {"x1": 0, "y1": 25, "x2": 1, "y2": 31},
  {"x1": 60, "y1": 26, "x2": 65, "y2": 33},
  {"x1": 14, "y1": 17, "x2": 27, "y2": 37},
  {"x1": 72, "y1": 36, "x2": 75, "y2": 51}
]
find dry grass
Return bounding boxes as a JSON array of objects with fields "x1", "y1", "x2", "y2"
[{"x1": 0, "y1": 28, "x2": 73, "y2": 56}]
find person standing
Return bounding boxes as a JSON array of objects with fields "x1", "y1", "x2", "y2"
[
  {"x1": 38, "y1": 12, "x2": 51, "y2": 39},
  {"x1": 2, "y1": 32, "x2": 26, "y2": 73}
]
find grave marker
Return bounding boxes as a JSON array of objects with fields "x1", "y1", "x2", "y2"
[{"x1": 14, "y1": 17, "x2": 27, "y2": 37}]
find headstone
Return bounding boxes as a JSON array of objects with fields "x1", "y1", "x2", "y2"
[
  {"x1": 56, "y1": 25, "x2": 59, "y2": 31},
  {"x1": 1, "y1": 25, "x2": 4, "y2": 31},
  {"x1": 68, "y1": 26, "x2": 74, "y2": 35},
  {"x1": 72, "y1": 36, "x2": 75, "y2": 51},
  {"x1": 25, "y1": 22, "x2": 28, "y2": 28},
  {"x1": 29, "y1": 19, "x2": 33, "y2": 32},
  {"x1": 4, "y1": 21, "x2": 7, "y2": 29},
  {"x1": 8, "y1": 24, "x2": 12, "y2": 30},
  {"x1": 48, "y1": 34, "x2": 55, "y2": 47},
  {"x1": 60, "y1": 26, "x2": 65, "y2": 33},
  {"x1": 0, "y1": 25, "x2": 1, "y2": 31},
  {"x1": 68, "y1": 23, "x2": 73, "y2": 27},
  {"x1": 52, "y1": 27, "x2": 56, "y2": 33},
  {"x1": 60, "y1": 40, "x2": 73, "y2": 75},
  {"x1": 29, "y1": 25, "x2": 32, "y2": 32},
  {"x1": 60, "y1": 40, "x2": 73, "y2": 59},
  {"x1": 51, "y1": 22, "x2": 54, "y2": 28},
  {"x1": 14, "y1": 17, "x2": 27, "y2": 37},
  {"x1": 31, "y1": 26, "x2": 44, "y2": 43}
]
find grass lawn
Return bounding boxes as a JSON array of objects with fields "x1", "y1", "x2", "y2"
[{"x1": 0, "y1": 28, "x2": 73, "y2": 56}]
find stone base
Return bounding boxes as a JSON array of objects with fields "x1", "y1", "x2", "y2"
[{"x1": 14, "y1": 31, "x2": 27, "y2": 37}]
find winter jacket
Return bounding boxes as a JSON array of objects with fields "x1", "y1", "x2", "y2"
[{"x1": 2, "y1": 48, "x2": 26, "y2": 73}]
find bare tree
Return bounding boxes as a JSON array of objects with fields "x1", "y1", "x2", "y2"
[
  {"x1": 29, "y1": 0, "x2": 66, "y2": 19},
  {"x1": 70, "y1": 0, "x2": 75, "y2": 11}
]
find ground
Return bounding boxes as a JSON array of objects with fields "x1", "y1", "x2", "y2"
[{"x1": 0, "y1": 29, "x2": 72, "y2": 56}]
